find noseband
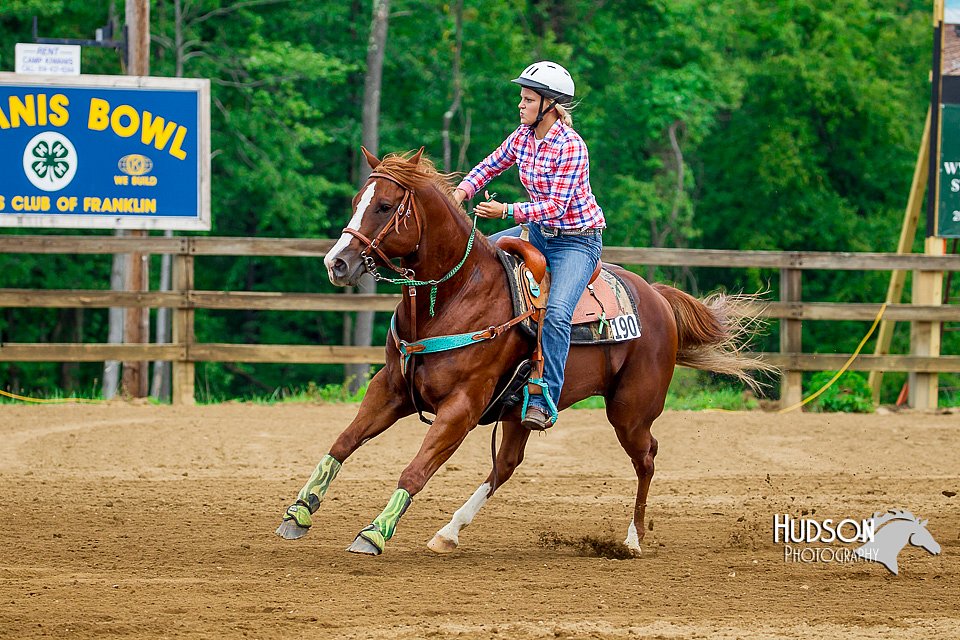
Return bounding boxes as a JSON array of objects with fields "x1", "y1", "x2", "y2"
[{"x1": 343, "y1": 172, "x2": 423, "y2": 280}]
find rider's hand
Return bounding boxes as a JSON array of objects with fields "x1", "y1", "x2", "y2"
[{"x1": 475, "y1": 200, "x2": 506, "y2": 219}]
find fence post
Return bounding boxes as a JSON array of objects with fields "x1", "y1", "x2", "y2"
[
  {"x1": 780, "y1": 267, "x2": 803, "y2": 408},
  {"x1": 171, "y1": 252, "x2": 195, "y2": 405},
  {"x1": 908, "y1": 236, "x2": 944, "y2": 409}
]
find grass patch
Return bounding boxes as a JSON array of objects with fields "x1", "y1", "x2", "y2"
[
  {"x1": 3, "y1": 367, "x2": 758, "y2": 411},
  {"x1": 570, "y1": 387, "x2": 757, "y2": 411},
  {"x1": 239, "y1": 380, "x2": 369, "y2": 405},
  {"x1": 664, "y1": 387, "x2": 758, "y2": 411},
  {"x1": 0, "y1": 385, "x2": 107, "y2": 404},
  {"x1": 569, "y1": 367, "x2": 759, "y2": 411}
]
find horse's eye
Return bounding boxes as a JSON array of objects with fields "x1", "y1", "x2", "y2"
[{"x1": 378, "y1": 203, "x2": 393, "y2": 214}]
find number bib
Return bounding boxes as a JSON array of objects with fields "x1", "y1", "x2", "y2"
[{"x1": 608, "y1": 313, "x2": 641, "y2": 341}]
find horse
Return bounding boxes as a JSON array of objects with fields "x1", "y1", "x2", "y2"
[
  {"x1": 275, "y1": 147, "x2": 770, "y2": 556},
  {"x1": 854, "y1": 510, "x2": 941, "y2": 575}
]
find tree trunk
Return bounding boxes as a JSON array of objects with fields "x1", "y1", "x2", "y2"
[
  {"x1": 151, "y1": 232, "x2": 174, "y2": 401},
  {"x1": 151, "y1": 0, "x2": 185, "y2": 401},
  {"x1": 103, "y1": 250, "x2": 125, "y2": 399},
  {"x1": 345, "y1": 0, "x2": 391, "y2": 395},
  {"x1": 442, "y1": 0, "x2": 464, "y2": 173},
  {"x1": 121, "y1": 0, "x2": 151, "y2": 398}
]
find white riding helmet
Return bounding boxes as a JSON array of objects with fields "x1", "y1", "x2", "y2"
[{"x1": 512, "y1": 61, "x2": 575, "y2": 104}]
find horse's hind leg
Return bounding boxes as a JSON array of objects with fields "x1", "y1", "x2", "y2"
[
  {"x1": 606, "y1": 388, "x2": 662, "y2": 555},
  {"x1": 427, "y1": 418, "x2": 530, "y2": 553}
]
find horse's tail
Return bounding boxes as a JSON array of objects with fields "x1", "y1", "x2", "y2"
[{"x1": 652, "y1": 284, "x2": 776, "y2": 392}]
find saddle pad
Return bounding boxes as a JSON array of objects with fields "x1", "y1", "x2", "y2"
[{"x1": 496, "y1": 249, "x2": 641, "y2": 345}]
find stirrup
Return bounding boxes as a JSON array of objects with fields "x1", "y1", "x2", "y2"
[
  {"x1": 520, "y1": 377, "x2": 558, "y2": 427},
  {"x1": 521, "y1": 405, "x2": 555, "y2": 431}
]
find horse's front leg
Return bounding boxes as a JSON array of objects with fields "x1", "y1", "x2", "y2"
[
  {"x1": 275, "y1": 369, "x2": 412, "y2": 540},
  {"x1": 346, "y1": 391, "x2": 480, "y2": 555}
]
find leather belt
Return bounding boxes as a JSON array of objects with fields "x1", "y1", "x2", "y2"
[{"x1": 536, "y1": 224, "x2": 603, "y2": 237}]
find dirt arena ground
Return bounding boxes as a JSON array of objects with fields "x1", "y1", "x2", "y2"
[{"x1": 0, "y1": 403, "x2": 957, "y2": 639}]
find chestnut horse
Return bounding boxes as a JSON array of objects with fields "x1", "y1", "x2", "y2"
[{"x1": 275, "y1": 148, "x2": 768, "y2": 556}]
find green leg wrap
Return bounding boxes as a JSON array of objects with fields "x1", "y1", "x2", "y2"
[
  {"x1": 371, "y1": 488, "x2": 412, "y2": 542},
  {"x1": 296, "y1": 453, "x2": 342, "y2": 510},
  {"x1": 283, "y1": 454, "x2": 341, "y2": 528}
]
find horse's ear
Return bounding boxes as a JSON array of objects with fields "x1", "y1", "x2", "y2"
[
  {"x1": 361, "y1": 146, "x2": 381, "y2": 171},
  {"x1": 409, "y1": 146, "x2": 425, "y2": 166}
]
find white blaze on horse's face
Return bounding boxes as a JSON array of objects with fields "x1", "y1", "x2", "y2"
[{"x1": 324, "y1": 182, "x2": 376, "y2": 282}]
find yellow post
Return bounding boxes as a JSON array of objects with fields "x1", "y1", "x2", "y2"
[
  {"x1": 869, "y1": 110, "x2": 930, "y2": 403},
  {"x1": 908, "y1": 236, "x2": 945, "y2": 409}
]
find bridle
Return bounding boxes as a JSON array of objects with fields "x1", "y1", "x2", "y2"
[
  {"x1": 342, "y1": 171, "x2": 424, "y2": 281},
  {"x1": 342, "y1": 171, "x2": 479, "y2": 318}
]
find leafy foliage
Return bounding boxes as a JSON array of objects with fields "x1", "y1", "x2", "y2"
[{"x1": 806, "y1": 370, "x2": 875, "y2": 413}]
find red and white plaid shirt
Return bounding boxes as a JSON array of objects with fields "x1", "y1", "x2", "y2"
[{"x1": 457, "y1": 121, "x2": 605, "y2": 230}]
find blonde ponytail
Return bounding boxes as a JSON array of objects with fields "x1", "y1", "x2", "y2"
[{"x1": 554, "y1": 103, "x2": 573, "y2": 127}]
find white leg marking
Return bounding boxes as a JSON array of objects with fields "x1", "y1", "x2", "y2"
[
  {"x1": 324, "y1": 182, "x2": 376, "y2": 269},
  {"x1": 431, "y1": 482, "x2": 491, "y2": 549},
  {"x1": 625, "y1": 520, "x2": 642, "y2": 554}
]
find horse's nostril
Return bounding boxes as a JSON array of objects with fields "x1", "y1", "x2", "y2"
[{"x1": 332, "y1": 258, "x2": 348, "y2": 277}]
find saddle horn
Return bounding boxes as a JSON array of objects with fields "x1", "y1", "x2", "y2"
[{"x1": 361, "y1": 146, "x2": 381, "y2": 171}]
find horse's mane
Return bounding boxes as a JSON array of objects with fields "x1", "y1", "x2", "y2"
[{"x1": 375, "y1": 151, "x2": 462, "y2": 211}]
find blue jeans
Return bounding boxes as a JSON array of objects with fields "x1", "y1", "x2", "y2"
[{"x1": 490, "y1": 223, "x2": 603, "y2": 415}]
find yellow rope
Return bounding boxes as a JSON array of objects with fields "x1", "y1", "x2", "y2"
[
  {"x1": 0, "y1": 388, "x2": 104, "y2": 404},
  {"x1": 777, "y1": 303, "x2": 887, "y2": 414}
]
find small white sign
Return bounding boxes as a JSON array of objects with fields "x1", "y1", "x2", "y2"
[
  {"x1": 948, "y1": 0, "x2": 960, "y2": 23},
  {"x1": 608, "y1": 313, "x2": 641, "y2": 341},
  {"x1": 15, "y1": 43, "x2": 81, "y2": 76}
]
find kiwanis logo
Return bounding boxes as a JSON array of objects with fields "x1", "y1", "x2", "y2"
[
  {"x1": 773, "y1": 509, "x2": 940, "y2": 575},
  {"x1": 23, "y1": 131, "x2": 77, "y2": 192},
  {"x1": 118, "y1": 154, "x2": 154, "y2": 176}
]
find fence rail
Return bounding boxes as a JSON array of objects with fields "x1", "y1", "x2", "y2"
[
  {"x1": 0, "y1": 235, "x2": 954, "y2": 406},
  {"x1": 5, "y1": 234, "x2": 960, "y2": 268}
]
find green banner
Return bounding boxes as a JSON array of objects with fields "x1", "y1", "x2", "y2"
[{"x1": 939, "y1": 104, "x2": 960, "y2": 237}]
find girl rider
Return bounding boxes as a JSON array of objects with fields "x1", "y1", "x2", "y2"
[{"x1": 454, "y1": 61, "x2": 605, "y2": 431}]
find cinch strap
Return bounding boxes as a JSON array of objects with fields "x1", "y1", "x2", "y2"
[{"x1": 391, "y1": 309, "x2": 535, "y2": 376}]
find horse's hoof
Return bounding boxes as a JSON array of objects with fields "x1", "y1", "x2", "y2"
[
  {"x1": 347, "y1": 525, "x2": 384, "y2": 555},
  {"x1": 427, "y1": 533, "x2": 458, "y2": 554},
  {"x1": 347, "y1": 535, "x2": 382, "y2": 555},
  {"x1": 275, "y1": 520, "x2": 310, "y2": 540},
  {"x1": 275, "y1": 502, "x2": 312, "y2": 539},
  {"x1": 624, "y1": 542, "x2": 642, "y2": 556}
]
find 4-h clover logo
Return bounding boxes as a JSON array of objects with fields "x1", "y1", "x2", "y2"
[{"x1": 22, "y1": 132, "x2": 78, "y2": 192}]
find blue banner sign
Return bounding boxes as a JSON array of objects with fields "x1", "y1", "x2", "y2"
[{"x1": 0, "y1": 73, "x2": 210, "y2": 230}]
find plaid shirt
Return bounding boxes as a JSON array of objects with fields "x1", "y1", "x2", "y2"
[{"x1": 457, "y1": 121, "x2": 605, "y2": 229}]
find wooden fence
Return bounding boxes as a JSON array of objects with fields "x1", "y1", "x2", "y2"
[{"x1": 2, "y1": 235, "x2": 959, "y2": 407}]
